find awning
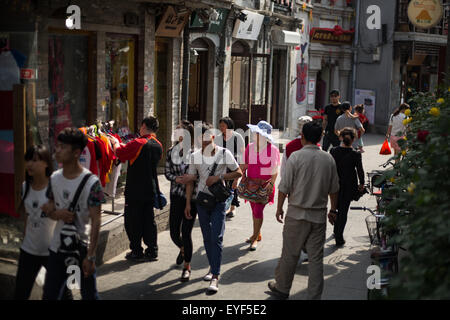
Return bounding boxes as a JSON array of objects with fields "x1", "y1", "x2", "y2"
[{"x1": 271, "y1": 30, "x2": 301, "y2": 45}]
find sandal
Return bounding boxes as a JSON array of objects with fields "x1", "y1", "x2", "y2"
[{"x1": 245, "y1": 234, "x2": 262, "y2": 243}]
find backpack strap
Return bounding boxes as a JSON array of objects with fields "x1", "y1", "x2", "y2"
[{"x1": 68, "y1": 173, "x2": 93, "y2": 213}]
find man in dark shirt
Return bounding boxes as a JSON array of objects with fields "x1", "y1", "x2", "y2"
[
  {"x1": 322, "y1": 89, "x2": 342, "y2": 152},
  {"x1": 111, "y1": 116, "x2": 163, "y2": 262}
]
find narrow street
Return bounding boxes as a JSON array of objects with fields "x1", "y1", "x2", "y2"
[{"x1": 75, "y1": 134, "x2": 386, "y2": 300}]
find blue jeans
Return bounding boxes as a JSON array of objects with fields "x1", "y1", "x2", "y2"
[
  {"x1": 42, "y1": 246, "x2": 99, "y2": 300},
  {"x1": 196, "y1": 201, "x2": 227, "y2": 276}
]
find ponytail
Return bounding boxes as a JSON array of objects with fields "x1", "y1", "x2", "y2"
[
  {"x1": 393, "y1": 103, "x2": 410, "y2": 117},
  {"x1": 339, "y1": 127, "x2": 356, "y2": 147}
]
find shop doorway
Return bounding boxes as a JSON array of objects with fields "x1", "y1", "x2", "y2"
[
  {"x1": 188, "y1": 38, "x2": 209, "y2": 123},
  {"x1": 229, "y1": 40, "x2": 270, "y2": 130},
  {"x1": 270, "y1": 49, "x2": 288, "y2": 129}
]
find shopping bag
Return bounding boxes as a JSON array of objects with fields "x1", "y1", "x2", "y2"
[{"x1": 379, "y1": 139, "x2": 392, "y2": 155}]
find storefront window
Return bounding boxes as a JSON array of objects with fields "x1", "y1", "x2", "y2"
[
  {"x1": 105, "y1": 36, "x2": 135, "y2": 133},
  {"x1": 48, "y1": 34, "x2": 88, "y2": 148}
]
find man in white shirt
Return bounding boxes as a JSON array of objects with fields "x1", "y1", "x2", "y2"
[{"x1": 42, "y1": 127, "x2": 104, "y2": 300}]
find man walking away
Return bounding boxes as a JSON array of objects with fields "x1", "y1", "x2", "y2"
[
  {"x1": 334, "y1": 102, "x2": 365, "y2": 150},
  {"x1": 111, "y1": 116, "x2": 163, "y2": 262},
  {"x1": 268, "y1": 122, "x2": 339, "y2": 300},
  {"x1": 322, "y1": 89, "x2": 342, "y2": 152}
]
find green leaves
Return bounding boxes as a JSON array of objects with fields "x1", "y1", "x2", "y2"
[{"x1": 379, "y1": 85, "x2": 450, "y2": 299}]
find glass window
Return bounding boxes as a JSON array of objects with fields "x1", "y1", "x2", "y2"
[
  {"x1": 105, "y1": 36, "x2": 135, "y2": 133},
  {"x1": 48, "y1": 34, "x2": 88, "y2": 147}
]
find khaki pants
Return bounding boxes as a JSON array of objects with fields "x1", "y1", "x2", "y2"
[{"x1": 274, "y1": 216, "x2": 326, "y2": 300}]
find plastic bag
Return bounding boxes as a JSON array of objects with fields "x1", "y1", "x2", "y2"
[{"x1": 379, "y1": 139, "x2": 392, "y2": 155}]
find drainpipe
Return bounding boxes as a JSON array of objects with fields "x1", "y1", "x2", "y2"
[
  {"x1": 181, "y1": 18, "x2": 190, "y2": 120},
  {"x1": 351, "y1": 0, "x2": 361, "y2": 104},
  {"x1": 267, "y1": 25, "x2": 274, "y2": 124}
]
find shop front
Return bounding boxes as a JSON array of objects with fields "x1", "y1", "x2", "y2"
[{"x1": 228, "y1": 10, "x2": 268, "y2": 130}]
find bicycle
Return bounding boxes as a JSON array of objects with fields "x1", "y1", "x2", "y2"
[
  {"x1": 365, "y1": 159, "x2": 396, "y2": 213},
  {"x1": 350, "y1": 206, "x2": 399, "y2": 299}
]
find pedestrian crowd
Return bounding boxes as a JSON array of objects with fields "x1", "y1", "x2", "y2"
[{"x1": 14, "y1": 89, "x2": 404, "y2": 300}]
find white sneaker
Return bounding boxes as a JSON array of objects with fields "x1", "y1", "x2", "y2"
[
  {"x1": 203, "y1": 272, "x2": 213, "y2": 281},
  {"x1": 207, "y1": 278, "x2": 219, "y2": 293}
]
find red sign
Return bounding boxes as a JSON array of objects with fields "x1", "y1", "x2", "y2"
[
  {"x1": 310, "y1": 26, "x2": 354, "y2": 45},
  {"x1": 20, "y1": 68, "x2": 36, "y2": 79}
]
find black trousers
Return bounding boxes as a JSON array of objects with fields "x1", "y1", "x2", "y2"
[
  {"x1": 14, "y1": 249, "x2": 73, "y2": 300},
  {"x1": 169, "y1": 194, "x2": 197, "y2": 263},
  {"x1": 334, "y1": 196, "x2": 352, "y2": 244},
  {"x1": 124, "y1": 198, "x2": 158, "y2": 255},
  {"x1": 322, "y1": 133, "x2": 340, "y2": 152}
]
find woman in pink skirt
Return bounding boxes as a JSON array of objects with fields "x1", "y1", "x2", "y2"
[{"x1": 240, "y1": 121, "x2": 280, "y2": 251}]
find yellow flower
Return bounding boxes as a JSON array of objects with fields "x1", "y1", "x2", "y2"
[
  {"x1": 429, "y1": 107, "x2": 440, "y2": 117},
  {"x1": 389, "y1": 177, "x2": 396, "y2": 183},
  {"x1": 448, "y1": 87, "x2": 450, "y2": 92},
  {"x1": 401, "y1": 150, "x2": 407, "y2": 156},
  {"x1": 403, "y1": 118, "x2": 408, "y2": 125},
  {"x1": 404, "y1": 109, "x2": 411, "y2": 116},
  {"x1": 437, "y1": 98, "x2": 445, "y2": 104},
  {"x1": 407, "y1": 182, "x2": 416, "y2": 194},
  {"x1": 408, "y1": 88, "x2": 412, "y2": 92}
]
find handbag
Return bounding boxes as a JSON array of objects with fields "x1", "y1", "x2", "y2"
[
  {"x1": 152, "y1": 156, "x2": 167, "y2": 210},
  {"x1": 353, "y1": 186, "x2": 369, "y2": 201},
  {"x1": 154, "y1": 192, "x2": 167, "y2": 210},
  {"x1": 379, "y1": 139, "x2": 392, "y2": 155},
  {"x1": 237, "y1": 176, "x2": 271, "y2": 204},
  {"x1": 197, "y1": 149, "x2": 231, "y2": 210},
  {"x1": 207, "y1": 149, "x2": 232, "y2": 202},
  {"x1": 58, "y1": 173, "x2": 92, "y2": 267}
]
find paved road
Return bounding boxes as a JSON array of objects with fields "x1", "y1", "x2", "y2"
[{"x1": 77, "y1": 134, "x2": 387, "y2": 300}]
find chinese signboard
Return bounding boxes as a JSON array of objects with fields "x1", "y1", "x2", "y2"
[
  {"x1": 407, "y1": 0, "x2": 443, "y2": 29},
  {"x1": 20, "y1": 68, "x2": 36, "y2": 80},
  {"x1": 156, "y1": 6, "x2": 190, "y2": 37},
  {"x1": 310, "y1": 27, "x2": 354, "y2": 45}
]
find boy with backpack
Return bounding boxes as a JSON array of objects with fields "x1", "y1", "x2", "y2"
[{"x1": 42, "y1": 127, "x2": 105, "y2": 300}]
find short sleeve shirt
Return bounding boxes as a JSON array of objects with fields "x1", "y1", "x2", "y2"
[
  {"x1": 21, "y1": 183, "x2": 57, "y2": 256},
  {"x1": 188, "y1": 146, "x2": 239, "y2": 197},
  {"x1": 389, "y1": 113, "x2": 406, "y2": 137},
  {"x1": 46, "y1": 168, "x2": 105, "y2": 253},
  {"x1": 324, "y1": 103, "x2": 342, "y2": 132}
]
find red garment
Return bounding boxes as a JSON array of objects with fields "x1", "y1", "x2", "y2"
[
  {"x1": 358, "y1": 114, "x2": 368, "y2": 124},
  {"x1": 95, "y1": 136, "x2": 114, "y2": 187},
  {"x1": 116, "y1": 134, "x2": 162, "y2": 165},
  {"x1": 285, "y1": 137, "x2": 320, "y2": 159},
  {"x1": 87, "y1": 139, "x2": 98, "y2": 175},
  {"x1": 285, "y1": 137, "x2": 304, "y2": 160}
]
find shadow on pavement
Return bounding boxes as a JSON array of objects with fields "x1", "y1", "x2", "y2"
[
  {"x1": 99, "y1": 267, "x2": 208, "y2": 300},
  {"x1": 288, "y1": 248, "x2": 369, "y2": 300}
]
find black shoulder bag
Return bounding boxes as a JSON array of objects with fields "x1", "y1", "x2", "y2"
[
  {"x1": 197, "y1": 149, "x2": 232, "y2": 210},
  {"x1": 58, "y1": 173, "x2": 92, "y2": 267}
]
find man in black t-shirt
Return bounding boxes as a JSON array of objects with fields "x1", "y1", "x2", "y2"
[{"x1": 322, "y1": 89, "x2": 342, "y2": 152}]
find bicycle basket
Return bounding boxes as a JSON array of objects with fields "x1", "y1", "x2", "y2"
[{"x1": 365, "y1": 215, "x2": 382, "y2": 245}]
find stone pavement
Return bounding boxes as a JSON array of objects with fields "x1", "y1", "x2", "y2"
[{"x1": 76, "y1": 133, "x2": 388, "y2": 300}]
